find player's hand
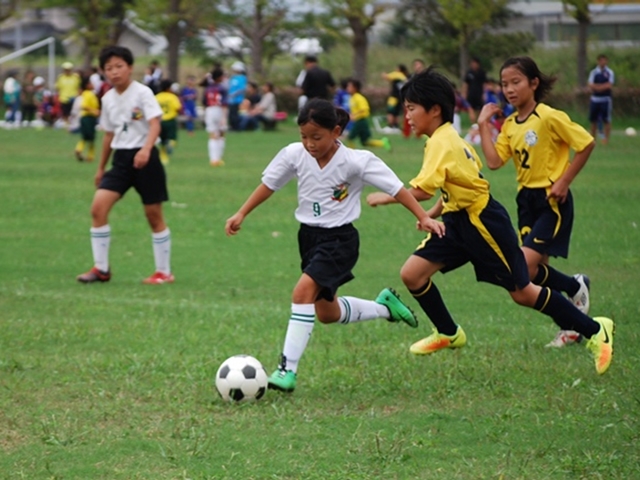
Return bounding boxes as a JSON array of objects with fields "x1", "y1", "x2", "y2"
[
  {"x1": 133, "y1": 148, "x2": 151, "y2": 169},
  {"x1": 366, "y1": 192, "x2": 391, "y2": 207},
  {"x1": 417, "y1": 217, "x2": 445, "y2": 237},
  {"x1": 547, "y1": 179, "x2": 570, "y2": 204},
  {"x1": 94, "y1": 168, "x2": 104, "y2": 188},
  {"x1": 225, "y1": 213, "x2": 245, "y2": 236},
  {"x1": 477, "y1": 103, "x2": 502, "y2": 125}
]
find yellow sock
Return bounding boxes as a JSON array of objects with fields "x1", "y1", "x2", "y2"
[
  {"x1": 159, "y1": 146, "x2": 169, "y2": 164},
  {"x1": 366, "y1": 139, "x2": 384, "y2": 147},
  {"x1": 75, "y1": 140, "x2": 85, "y2": 152},
  {"x1": 87, "y1": 142, "x2": 95, "y2": 161}
]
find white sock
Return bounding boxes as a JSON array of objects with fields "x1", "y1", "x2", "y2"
[
  {"x1": 282, "y1": 303, "x2": 315, "y2": 373},
  {"x1": 152, "y1": 228, "x2": 171, "y2": 274},
  {"x1": 338, "y1": 296, "x2": 389, "y2": 324},
  {"x1": 90, "y1": 225, "x2": 111, "y2": 272},
  {"x1": 215, "y1": 138, "x2": 225, "y2": 161},
  {"x1": 208, "y1": 139, "x2": 216, "y2": 161}
]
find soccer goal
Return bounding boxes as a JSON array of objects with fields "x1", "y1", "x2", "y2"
[{"x1": 0, "y1": 36, "x2": 56, "y2": 89}]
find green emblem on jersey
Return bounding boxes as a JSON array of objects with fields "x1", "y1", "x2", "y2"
[{"x1": 331, "y1": 183, "x2": 350, "y2": 202}]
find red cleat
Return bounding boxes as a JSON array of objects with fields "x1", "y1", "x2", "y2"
[
  {"x1": 142, "y1": 272, "x2": 175, "y2": 285},
  {"x1": 77, "y1": 267, "x2": 111, "y2": 283}
]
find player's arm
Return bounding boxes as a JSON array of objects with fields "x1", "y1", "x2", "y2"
[
  {"x1": 95, "y1": 131, "x2": 114, "y2": 187},
  {"x1": 133, "y1": 116, "x2": 161, "y2": 169},
  {"x1": 548, "y1": 140, "x2": 595, "y2": 204},
  {"x1": 393, "y1": 188, "x2": 445, "y2": 237},
  {"x1": 225, "y1": 183, "x2": 275, "y2": 236},
  {"x1": 367, "y1": 186, "x2": 432, "y2": 207},
  {"x1": 477, "y1": 103, "x2": 504, "y2": 169}
]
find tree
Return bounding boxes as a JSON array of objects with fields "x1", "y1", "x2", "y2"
[
  {"x1": 395, "y1": 0, "x2": 533, "y2": 79},
  {"x1": 0, "y1": 0, "x2": 19, "y2": 23},
  {"x1": 319, "y1": 0, "x2": 390, "y2": 83}
]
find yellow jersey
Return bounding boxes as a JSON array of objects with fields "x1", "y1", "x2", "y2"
[
  {"x1": 494, "y1": 103, "x2": 594, "y2": 189},
  {"x1": 156, "y1": 91, "x2": 182, "y2": 121},
  {"x1": 349, "y1": 92, "x2": 370, "y2": 121},
  {"x1": 79, "y1": 90, "x2": 99, "y2": 117},
  {"x1": 411, "y1": 123, "x2": 490, "y2": 214},
  {"x1": 55, "y1": 73, "x2": 81, "y2": 103}
]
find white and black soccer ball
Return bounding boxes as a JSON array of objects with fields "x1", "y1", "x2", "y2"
[{"x1": 215, "y1": 355, "x2": 268, "y2": 402}]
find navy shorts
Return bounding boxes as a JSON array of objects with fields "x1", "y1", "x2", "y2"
[
  {"x1": 413, "y1": 197, "x2": 530, "y2": 292},
  {"x1": 517, "y1": 187, "x2": 573, "y2": 258},
  {"x1": 298, "y1": 223, "x2": 359, "y2": 301},
  {"x1": 99, "y1": 147, "x2": 169, "y2": 205},
  {"x1": 589, "y1": 99, "x2": 612, "y2": 123}
]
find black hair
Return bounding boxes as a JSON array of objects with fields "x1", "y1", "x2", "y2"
[
  {"x1": 398, "y1": 64, "x2": 409, "y2": 77},
  {"x1": 597, "y1": 53, "x2": 608, "y2": 60},
  {"x1": 212, "y1": 68, "x2": 224, "y2": 81},
  {"x1": 264, "y1": 82, "x2": 273, "y2": 91},
  {"x1": 160, "y1": 79, "x2": 173, "y2": 92},
  {"x1": 500, "y1": 56, "x2": 556, "y2": 103},
  {"x1": 248, "y1": 81, "x2": 258, "y2": 90},
  {"x1": 400, "y1": 66, "x2": 455, "y2": 124},
  {"x1": 80, "y1": 76, "x2": 92, "y2": 90},
  {"x1": 347, "y1": 78, "x2": 361, "y2": 92},
  {"x1": 297, "y1": 98, "x2": 349, "y2": 134},
  {"x1": 99, "y1": 46, "x2": 134, "y2": 70},
  {"x1": 304, "y1": 55, "x2": 318, "y2": 64}
]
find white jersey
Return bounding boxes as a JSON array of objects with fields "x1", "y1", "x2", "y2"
[
  {"x1": 262, "y1": 142, "x2": 404, "y2": 228},
  {"x1": 99, "y1": 81, "x2": 162, "y2": 150}
]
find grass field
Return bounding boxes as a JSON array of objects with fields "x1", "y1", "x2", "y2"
[{"x1": 1, "y1": 121, "x2": 639, "y2": 479}]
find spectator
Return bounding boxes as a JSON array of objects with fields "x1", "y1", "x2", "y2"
[
  {"x1": 461, "y1": 57, "x2": 487, "y2": 115},
  {"x1": 238, "y1": 82, "x2": 261, "y2": 130},
  {"x1": 453, "y1": 88, "x2": 476, "y2": 135},
  {"x1": 181, "y1": 75, "x2": 198, "y2": 135},
  {"x1": 239, "y1": 82, "x2": 278, "y2": 131},
  {"x1": 227, "y1": 61, "x2": 247, "y2": 131},
  {"x1": 21, "y1": 71, "x2": 37, "y2": 126},
  {"x1": 3, "y1": 70, "x2": 22, "y2": 126},
  {"x1": 588, "y1": 54, "x2": 614, "y2": 145},
  {"x1": 55, "y1": 62, "x2": 81, "y2": 125},
  {"x1": 382, "y1": 64, "x2": 409, "y2": 130},
  {"x1": 300, "y1": 55, "x2": 335, "y2": 102}
]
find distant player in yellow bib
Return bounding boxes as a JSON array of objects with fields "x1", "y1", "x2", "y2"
[
  {"x1": 156, "y1": 79, "x2": 183, "y2": 164},
  {"x1": 74, "y1": 76, "x2": 100, "y2": 162},
  {"x1": 478, "y1": 56, "x2": 596, "y2": 348},
  {"x1": 346, "y1": 79, "x2": 391, "y2": 152}
]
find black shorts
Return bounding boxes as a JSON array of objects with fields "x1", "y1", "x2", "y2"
[
  {"x1": 517, "y1": 187, "x2": 573, "y2": 258},
  {"x1": 99, "y1": 147, "x2": 169, "y2": 205},
  {"x1": 160, "y1": 119, "x2": 178, "y2": 143},
  {"x1": 61, "y1": 100, "x2": 74, "y2": 118},
  {"x1": 298, "y1": 223, "x2": 359, "y2": 302},
  {"x1": 413, "y1": 197, "x2": 530, "y2": 291}
]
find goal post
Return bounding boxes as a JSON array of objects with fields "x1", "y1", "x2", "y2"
[{"x1": 0, "y1": 36, "x2": 56, "y2": 90}]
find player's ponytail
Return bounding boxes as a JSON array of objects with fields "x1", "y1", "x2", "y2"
[{"x1": 298, "y1": 98, "x2": 348, "y2": 134}]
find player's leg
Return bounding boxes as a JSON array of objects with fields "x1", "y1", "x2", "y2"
[
  {"x1": 206, "y1": 107, "x2": 225, "y2": 166},
  {"x1": 77, "y1": 189, "x2": 121, "y2": 283},
  {"x1": 510, "y1": 283, "x2": 613, "y2": 374},
  {"x1": 402, "y1": 253, "x2": 466, "y2": 355}
]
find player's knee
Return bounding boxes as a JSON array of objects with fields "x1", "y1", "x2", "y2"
[
  {"x1": 510, "y1": 289, "x2": 534, "y2": 307},
  {"x1": 316, "y1": 312, "x2": 338, "y2": 324},
  {"x1": 400, "y1": 268, "x2": 423, "y2": 291}
]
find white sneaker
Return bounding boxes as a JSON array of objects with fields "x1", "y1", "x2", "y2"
[
  {"x1": 570, "y1": 274, "x2": 590, "y2": 314},
  {"x1": 545, "y1": 330, "x2": 583, "y2": 348}
]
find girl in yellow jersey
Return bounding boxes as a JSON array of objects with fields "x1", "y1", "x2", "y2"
[
  {"x1": 367, "y1": 67, "x2": 613, "y2": 375},
  {"x1": 74, "y1": 76, "x2": 100, "y2": 162},
  {"x1": 478, "y1": 57, "x2": 595, "y2": 348}
]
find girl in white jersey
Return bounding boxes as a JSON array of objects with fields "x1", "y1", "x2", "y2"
[{"x1": 225, "y1": 98, "x2": 442, "y2": 392}]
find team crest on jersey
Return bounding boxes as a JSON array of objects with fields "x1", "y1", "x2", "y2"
[
  {"x1": 525, "y1": 130, "x2": 538, "y2": 147},
  {"x1": 131, "y1": 107, "x2": 143, "y2": 120},
  {"x1": 331, "y1": 183, "x2": 350, "y2": 202}
]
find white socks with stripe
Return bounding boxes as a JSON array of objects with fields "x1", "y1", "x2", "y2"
[
  {"x1": 90, "y1": 225, "x2": 111, "y2": 272},
  {"x1": 152, "y1": 228, "x2": 171, "y2": 275},
  {"x1": 338, "y1": 296, "x2": 389, "y2": 324},
  {"x1": 282, "y1": 303, "x2": 315, "y2": 373}
]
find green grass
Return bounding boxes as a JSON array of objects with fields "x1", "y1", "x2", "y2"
[{"x1": 1, "y1": 123, "x2": 639, "y2": 479}]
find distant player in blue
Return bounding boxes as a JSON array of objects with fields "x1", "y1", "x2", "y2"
[
  {"x1": 588, "y1": 54, "x2": 614, "y2": 145},
  {"x1": 367, "y1": 67, "x2": 613, "y2": 375},
  {"x1": 180, "y1": 75, "x2": 198, "y2": 135},
  {"x1": 333, "y1": 79, "x2": 351, "y2": 132}
]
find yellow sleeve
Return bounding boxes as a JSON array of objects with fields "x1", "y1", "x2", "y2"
[
  {"x1": 494, "y1": 116, "x2": 514, "y2": 164},
  {"x1": 546, "y1": 109, "x2": 594, "y2": 152},
  {"x1": 409, "y1": 142, "x2": 446, "y2": 196},
  {"x1": 386, "y1": 71, "x2": 407, "y2": 82}
]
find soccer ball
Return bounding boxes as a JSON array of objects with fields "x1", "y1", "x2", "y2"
[
  {"x1": 215, "y1": 355, "x2": 268, "y2": 402},
  {"x1": 625, "y1": 127, "x2": 637, "y2": 137}
]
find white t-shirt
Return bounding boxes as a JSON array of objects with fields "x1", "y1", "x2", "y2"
[
  {"x1": 100, "y1": 81, "x2": 162, "y2": 150},
  {"x1": 262, "y1": 142, "x2": 404, "y2": 228}
]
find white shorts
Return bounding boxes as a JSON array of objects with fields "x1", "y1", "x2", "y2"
[{"x1": 205, "y1": 106, "x2": 228, "y2": 134}]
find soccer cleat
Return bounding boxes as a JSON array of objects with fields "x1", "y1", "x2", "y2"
[
  {"x1": 376, "y1": 288, "x2": 418, "y2": 328},
  {"x1": 77, "y1": 266, "x2": 111, "y2": 283},
  {"x1": 381, "y1": 136, "x2": 392, "y2": 152},
  {"x1": 570, "y1": 274, "x2": 590, "y2": 314},
  {"x1": 142, "y1": 271, "x2": 175, "y2": 284},
  {"x1": 409, "y1": 326, "x2": 467, "y2": 355},
  {"x1": 210, "y1": 160, "x2": 225, "y2": 167},
  {"x1": 268, "y1": 368, "x2": 297, "y2": 392},
  {"x1": 545, "y1": 330, "x2": 583, "y2": 348},
  {"x1": 75, "y1": 150, "x2": 84, "y2": 162},
  {"x1": 586, "y1": 316, "x2": 614, "y2": 375}
]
